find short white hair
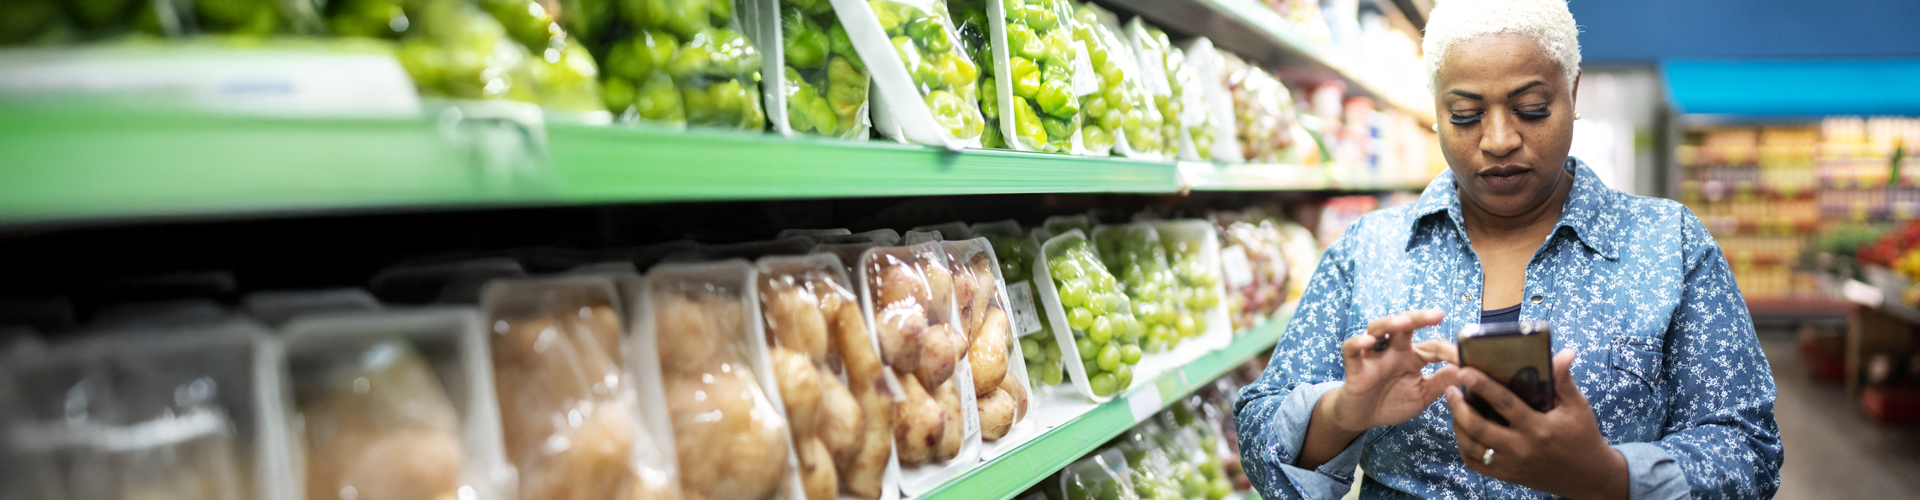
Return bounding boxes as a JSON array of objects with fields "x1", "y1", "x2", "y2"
[{"x1": 1422, "y1": 0, "x2": 1581, "y2": 91}]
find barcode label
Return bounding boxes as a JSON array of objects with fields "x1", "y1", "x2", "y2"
[
  {"x1": 1221, "y1": 245, "x2": 1254, "y2": 288},
  {"x1": 1006, "y1": 280, "x2": 1044, "y2": 335}
]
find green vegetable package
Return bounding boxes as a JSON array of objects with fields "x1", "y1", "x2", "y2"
[
  {"x1": 771, "y1": 0, "x2": 871, "y2": 138},
  {"x1": 832, "y1": 0, "x2": 985, "y2": 147},
  {"x1": 1068, "y1": 3, "x2": 1164, "y2": 159}
]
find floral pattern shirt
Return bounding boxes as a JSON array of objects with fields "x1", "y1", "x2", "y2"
[{"x1": 1234, "y1": 158, "x2": 1783, "y2": 499}]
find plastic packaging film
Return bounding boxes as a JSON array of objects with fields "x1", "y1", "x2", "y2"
[
  {"x1": 1144, "y1": 220, "x2": 1231, "y2": 348},
  {"x1": 1220, "y1": 52, "x2": 1298, "y2": 163},
  {"x1": 1090, "y1": 223, "x2": 1193, "y2": 354},
  {"x1": 829, "y1": 0, "x2": 986, "y2": 148},
  {"x1": 972, "y1": 220, "x2": 1064, "y2": 391},
  {"x1": 315, "y1": 0, "x2": 605, "y2": 113},
  {"x1": 1069, "y1": 2, "x2": 1164, "y2": 159},
  {"x1": 957, "y1": 0, "x2": 1087, "y2": 153},
  {"x1": 855, "y1": 242, "x2": 982, "y2": 494},
  {"x1": 755, "y1": 253, "x2": 903, "y2": 500},
  {"x1": 1124, "y1": 20, "x2": 1215, "y2": 162},
  {"x1": 769, "y1": 0, "x2": 873, "y2": 138},
  {"x1": 938, "y1": 238, "x2": 1031, "y2": 442},
  {"x1": 1057, "y1": 448, "x2": 1138, "y2": 500},
  {"x1": 1177, "y1": 37, "x2": 1246, "y2": 164},
  {"x1": 1032, "y1": 229, "x2": 1142, "y2": 401},
  {"x1": 595, "y1": 0, "x2": 769, "y2": 129}
]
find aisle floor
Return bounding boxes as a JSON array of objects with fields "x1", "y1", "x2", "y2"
[{"x1": 1763, "y1": 334, "x2": 1920, "y2": 499}]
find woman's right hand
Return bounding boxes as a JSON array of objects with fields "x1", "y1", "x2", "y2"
[{"x1": 1323, "y1": 309, "x2": 1461, "y2": 432}]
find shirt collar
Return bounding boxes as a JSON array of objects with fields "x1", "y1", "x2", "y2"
[{"x1": 1404, "y1": 157, "x2": 1619, "y2": 261}]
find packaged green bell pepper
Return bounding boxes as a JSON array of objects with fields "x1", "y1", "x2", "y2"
[
  {"x1": 838, "y1": 0, "x2": 985, "y2": 147},
  {"x1": 601, "y1": 0, "x2": 768, "y2": 130},
  {"x1": 954, "y1": 0, "x2": 1089, "y2": 153},
  {"x1": 767, "y1": 0, "x2": 871, "y2": 138},
  {"x1": 1068, "y1": 2, "x2": 1165, "y2": 159}
]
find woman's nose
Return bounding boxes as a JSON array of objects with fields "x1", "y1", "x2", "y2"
[{"x1": 1480, "y1": 112, "x2": 1522, "y2": 157}]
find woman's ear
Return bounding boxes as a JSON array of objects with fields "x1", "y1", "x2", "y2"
[{"x1": 1570, "y1": 70, "x2": 1582, "y2": 104}]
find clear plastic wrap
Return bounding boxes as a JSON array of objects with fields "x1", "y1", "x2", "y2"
[
  {"x1": 1209, "y1": 212, "x2": 1287, "y2": 331},
  {"x1": 279, "y1": 308, "x2": 514, "y2": 500},
  {"x1": 829, "y1": 0, "x2": 985, "y2": 147},
  {"x1": 1143, "y1": 220, "x2": 1229, "y2": 347},
  {"x1": 322, "y1": 0, "x2": 603, "y2": 111},
  {"x1": 1177, "y1": 37, "x2": 1244, "y2": 164},
  {"x1": 971, "y1": 221, "x2": 1061, "y2": 390},
  {"x1": 1069, "y1": 3, "x2": 1163, "y2": 159},
  {"x1": 956, "y1": 0, "x2": 1088, "y2": 153},
  {"x1": 1032, "y1": 229, "x2": 1141, "y2": 401},
  {"x1": 1057, "y1": 448, "x2": 1138, "y2": 500},
  {"x1": 597, "y1": 0, "x2": 768, "y2": 129},
  {"x1": 1220, "y1": 52, "x2": 1297, "y2": 163},
  {"x1": 1091, "y1": 223, "x2": 1191, "y2": 354},
  {"x1": 755, "y1": 254, "x2": 902, "y2": 500},
  {"x1": 769, "y1": 0, "x2": 872, "y2": 138},
  {"x1": 481, "y1": 277, "x2": 680, "y2": 500},
  {"x1": 641, "y1": 261, "x2": 800, "y2": 500},
  {"x1": 1113, "y1": 422, "x2": 1181, "y2": 500},
  {"x1": 855, "y1": 243, "x2": 981, "y2": 494},
  {"x1": 938, "y1": 239, "x2": 1030, "y2": 445},
  {"x1": 1125, "y1": 20, "x2": 1214, "y2": 161}
]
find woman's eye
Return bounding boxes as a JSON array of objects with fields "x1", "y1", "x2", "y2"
[
  {"x1": 1516, "y1": 107, "x2": 1552, "y2": 120},
  {"x1": 1448, "y1": 112, "x2": 1482, "y2": 125}
]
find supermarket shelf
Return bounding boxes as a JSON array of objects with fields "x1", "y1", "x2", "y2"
[
  {"x1": 919, "y1": 312, "x2": 1290, "y2": 500},
  {"x1": 1745, "y1": 298, "x2": 1854, "y2": 320},
  {"x1": 1100, "y1": 0, "x2": 1437, "y2": 124},
  {"x1": 1181, "y1": 162, "x2": 1430, "y2": 192}
]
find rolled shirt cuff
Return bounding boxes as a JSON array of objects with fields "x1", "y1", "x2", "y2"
[{"x1": 1614, "y1": 442, "x2": 1688, "y2": 500}]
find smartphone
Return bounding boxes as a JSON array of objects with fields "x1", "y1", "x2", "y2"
[{"x1": 1456, "y1": 321, "x2": 1555, "y2": 426}]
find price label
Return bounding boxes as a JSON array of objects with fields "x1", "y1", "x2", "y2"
[
  {"x1": 1071, "y1": 42, "x2": 1100, "y2": 96},
  {"x1": 1221, "y1": 245, "x2": 1254, "y2": 288},
  {"x1": 1126, "y1": 384, "x2": 1162, "y2": 423},
  {"x1": 1007, "y1": 280, "x2": 1044, "y2": 335}
]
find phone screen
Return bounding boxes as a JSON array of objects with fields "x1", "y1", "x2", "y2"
[{"x1": 1456, "y1": 321, "x2": 1555, "y2": 426}]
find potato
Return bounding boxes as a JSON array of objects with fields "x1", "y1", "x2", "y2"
[
  {"x1": 977, "y1": 388, "x2": 1015, "y2": 441},
  {"x1": 876, "y1": 262, "x2": 929, "y2": 308},
  {"x1": 666, "y1": 368, "x2": 791, "y2": 500},
  {"x1": 815, "y1": 372, "x2": 862, "y2": 467},
  {"x1": 893, "y1": 373, "x2": 943, "y2": 465},
  {"x1": 832, "y1": 301, "x2": 884, "y2": 388},
  {"x1": 999, "y1": 369, "x2": 1029, "y2": 422},
  {"x1": 575, "y1": 304, "x2": 626, "y2": 367},
  {"x1": 968, "y1": 307, "x2": 1010, "y2": 396},
  {"x1": 875, "y1": 305, "x2": 926, "y2": 373},
  {"x1": 932, "y1": 380, "x2": 964, "y2": 462},
  {"x1": 519, "y1": 404, "x2": 642, "y2": 500},
  {"x1": 913, "y1": 324, "x2": 962, "y2": 391},
  {"x1": 843, "y1": 385, "x2": 894, "y2": 500},
  {"x1": 653, "y1": 294, "x2": 729, "y2": 376},
  {"x1": 493, "y1": 317, "x2": 594, "y2": 458},
  {"x1": 627, "y1": 470, "x2": 679, "y2": 500},
  {"x1": 797, "y1": 437, "x2": 838, "y2": 500},
  {"x1": 967, "y1": 254, "x2": 998, "y2": 334},
  {"x1": 767, "y1": 281, "x2": 830, "y2": 363},
  {"x1": 923, "y1": 257, "x2": 954, "y2": 324},
  {"x1": 951, "y1": 261, "x2": 982, "y2": 342},
  {"x1": 773, "y1": 346, "x2": 822, "y2": 434}
]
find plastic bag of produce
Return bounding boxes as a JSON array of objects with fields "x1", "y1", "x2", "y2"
[
  {"x1": 1221, "y1": 52, "x2": 1297, "y2": 163},
  {"x1": 855, "y1": 242, "x2": 981, "y2": 494},
  {"x1": 942, "y1": 0, "x2": 999, "y2": 147},
  {"x1": 1091, "y1": 223, "x2": 1193, "y2": 353},
  {"x1": 1125, "y1": 20, "x2": 1215, "y2": 161},
  {"x1": 1143, "y1": 220, "x2": 1229, "y2": 347},
  {"x1": 1177, "y1": 37, "x2": 1243, "y2": 164},
  {"x1": 472, "y1": 0, "x2": 606, "y2": 114},
  {"x1": 337, "y1": 0, "x2": 594, "y2": 110},
  {"x1": 1056, "y1": 449, "x2": 1138, "y2": 500},
  {"x1": 829, "y1": 0, "x2": 985, "y2": 148},
  {"x1": 279, "y1": 308, "x2": 515, "y2": 500},
  {"x1": 971, "y1": 221, "x2": 1061, "y2": 390},
  {"x1": 951, "y1": 0, "x2": 1090, "y2": 153},
  {"x1": 1070, "y1": 3, "x2": 1164, "y2": 159},
  {"x1": 1033, "y1": 229, "x2": 1142, "y2": 401},
  {"x1": 756, "y1": 254, "x2": 902, "y2": 500},
  {"x1": 481, "y1": 276, "x2": 681, "y2": 500},
  {"x1": 637, "y1": 260, "x2": 802, "y2": 500},
  {"x1": 938, "y1": 239, "x2": 1031, "y2": 446},
  {"x1": 1114, "y1": 423, "x2": 1183, "y2": 500},
  {"x1": 596, "y1": 0, "x2": 768, "y2": 129},
  {"x1": 1209, "y1": 212, "x2": 1286, "y2": 331},
  {"x1": 766, "y1": 0, "x2": 872, "y2": 138}
]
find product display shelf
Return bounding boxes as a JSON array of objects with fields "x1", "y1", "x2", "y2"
[
  {"x1": 1099, "y1": 0, "x2": 1437, "y2": 125},
  {"x1": 1181, "y1": 162, "x2": 1431, "y2": 192},
  {"x1": 918, "y1": 310, "x2": 1292, "y2": 500}
]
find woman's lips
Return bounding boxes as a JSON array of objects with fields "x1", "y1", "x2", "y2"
[{"x1": 1478, "y1": 165, "x2": 1533, "y2": 193}]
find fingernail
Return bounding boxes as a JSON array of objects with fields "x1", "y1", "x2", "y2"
[{"x1": 1461, "y1": 371, "x2": 1477, "y2": 385}]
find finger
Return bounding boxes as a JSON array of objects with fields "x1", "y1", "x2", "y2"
[
  {"x1": 1459, "y1": 368, "x2": 1542, "y2": 428},
  {"x1": 1421, "y1": 365, "x2": 1461, "y2": 400},
  {"x1": 1365, "y1": 309, "x2": 1446, "y2": 350},
  {"x1": 1342, "y1": 332, "x2": 1377, "y2": 361},
  {"x1": 1412, "y1": 339, "x2": 1460, "y2": 365},
  {"x1": 1444, "y1": 385, "x2": 1524, "y2": 455},
  {"x1": 1551, "y1": 348, "x2": 1588, "y2": 410},
  {"x1": 1449, "y1": 411, "x2": 1493, "y2": 473}
]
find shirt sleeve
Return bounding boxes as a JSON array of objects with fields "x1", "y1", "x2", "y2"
[
  {"x1": 1234, "y1": 236, "x2": 1366, "y2": 500},
  {"x1": 1649, "y1": 215, "x2": 1785, "y2": 499}
]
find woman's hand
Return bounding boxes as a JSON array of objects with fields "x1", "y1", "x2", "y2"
[
  {"x1": 1323, "y1": 309, "x2": 1462, "y2": 432},
  {"x1": 1444, "y1": 349, "x2": 1629, "y2": 500}
]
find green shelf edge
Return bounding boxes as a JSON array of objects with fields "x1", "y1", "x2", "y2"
[{"x1": 918, "y1": 313, "x2": 1290, "y2": 500}]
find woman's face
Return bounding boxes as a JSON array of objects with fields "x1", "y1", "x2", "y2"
[{"x1": 1433, "y1": 34, "x2": 1578, "y2": 217}]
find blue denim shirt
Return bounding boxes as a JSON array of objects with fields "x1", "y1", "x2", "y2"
[{"x1": 1234, "y1": 158, "x2": 1783, "y2": 500}]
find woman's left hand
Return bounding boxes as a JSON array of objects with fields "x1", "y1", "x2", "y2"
[{"x1": 1444, "y1": 349, "x2": 1630, "y2": 500}]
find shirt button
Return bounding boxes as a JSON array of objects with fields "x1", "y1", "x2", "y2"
[
  {"x1": 1460, "y1": 293, "x2": 1471, "y2": 301},
  {"x1": 1530, "y1": 295, "x2": 1544, "y2": 304}
]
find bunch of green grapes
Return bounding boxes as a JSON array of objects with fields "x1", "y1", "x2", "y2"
[
  {"x1": 1119, "y1": 450, "x2": 1183, "y2": 500},
  {"x1": 1048, "y1": 237, "x2": 1141, "y2": 397},
  {"x1": 1162, "y1": 401, "x2": 1234, "y2": 499},
  {"x1": 1064, "y1": 466, "x2": 1140, "y2": 500},
  {"x1": 871, "y1": 0, "x2": 985, "y2": 141},
  {"x1": 988, "y1": 234, "x2": 1066, "y2": 388},
  {"x1": 1161, "y1": 233, "x2": 1220, "y2": 333},
  {"x1": 1069, "y1": 5, "x2": 1163, "y2": 156},
  {"x1": 600, "y1": 0, "x2": 765, "y2": 128},
  {"x1": 947, "y1": 0, "x2": 1001, "y2": 147},
  {"x1": 782, "y1": 0, "x2": 868, "y2": 137},
  {"x1": 1095, "y1": 225, "x2": 1195, "y2": 353}
]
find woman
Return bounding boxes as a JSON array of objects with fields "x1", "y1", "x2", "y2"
[{"x1": 1233, "y1": 0, "x2": 1784, "y2": 499}]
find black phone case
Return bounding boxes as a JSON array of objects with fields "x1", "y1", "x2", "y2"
[{"x1": 1458, "y1": 321, "x2": 1555, "y2": 426}]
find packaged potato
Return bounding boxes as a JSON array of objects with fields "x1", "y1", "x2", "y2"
[
  {"x1": 833, "y1": 0, "x2": 986, "y2": 147},
  {"x1": 638, "y1": 261, "x2": 802, "y2": 500},
  {"x1": 279, "y1": 308, "x2": 514, "y2": 500},
  {"x1": 596, "y1": 0, "x2": 767, "y2": 129},
  {"x1": 971, "y1": 220, "x2": 1060, "y2": 389},
  {"x1": 766, "y1": 0, "x2": 872, "y2": 138},
  {"x1": 939, "y1": 238, "x2": 1034, "y2": 454},
  {"x1": 855, "y1": 243, "x2": 980, "y2": 494},
  {"x1": 756, "y1": 254, "x2": 902, "y2": 500},
  {"x1": 481, "y1": 277, "x2": 680, "y2": 500}
]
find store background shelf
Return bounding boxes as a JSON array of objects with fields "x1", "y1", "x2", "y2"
[
  {"x1": 919, "y1": 311, "x2": 1291, "y2": 500},
  {"x1": 1181, "y1": 162, "x2": 1431, "y2": 192}
]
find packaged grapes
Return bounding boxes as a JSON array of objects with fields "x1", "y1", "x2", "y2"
[
  {"x1": 635, "y1": 260, "x2": 805, "y2": 500},
  {"x1": 1144, "y1": 220, "x2": 1229, "y2": 347},
  {"x1": 971, "y1": 220, "x2": 1061, "y2": 390},
  {"x1": 833, "y1": 0, "x2": 986, "y2": 147},
  {"x1": 939, "y1": 238, "x2": 1033, "y2": 452},
  {"x1": 855, "y1": 243, "x2": 981, "y2": 494},
  {"x1": 1090, "y1": 223, "x2": 1192, "y2": 353},
  {"x1": 1069, "y1": 3, "x2": 1165, "y2": 159},
  {"x1": 1113, "y1": 423, "x2": 1182, "y2": 500},
  {"x1": 1056, "y1": 449, "x2": 1138, "y2": 500},
  {"x1": 3, "y1": 322, "x2": 290, "y2": 500},
  {"x1": 481, "y1": 276, "x2": 685, "y2": 500},
  {"x1": 1124, "y1": 20, "x2": 1215, "y2": 161},
  {"x1": 754, "y1": 254, "x2": 902, "y2": 500},
  {"x1": 1041, "y1": 213, "x2": 1093, "y2": 239},
  {"x1": 766, "y1": 0, "x2": 872, "y2": 138},
  {"x1": 322, "y1": 0, "x2": 603, "y2": 113},
  {"x1": 278, "y1": 308, "x2": 517, "y2": 500},
  {"x1": 1033, "y1": 229, "x2": 1142, "y2": 401},
  {"x1": 1220, "y1": 52, "x2": 1297, "y2": 163},
  {"x1": 1177, "y1": 37, "x2": 1244, "y2": 164},
  {"x1": 596, "y1": 0, "x2": 768, "y2": 129}
]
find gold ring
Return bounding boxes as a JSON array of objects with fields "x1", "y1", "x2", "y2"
[{"x1": 1481, "y1": 448, "x2": 1495, "y2": 466}]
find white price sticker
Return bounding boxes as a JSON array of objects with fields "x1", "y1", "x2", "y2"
[
  {"x1": 1126, "y1": 384, "x2": 1163, "y2": 423},
  {"x1": 956, "y1": 361, "x2": 981, "y2": 437},
  {"x1": 1221, "y1": 245, "x2": 1254, "y2": 288},
  {"x1": 1071, "y1": 42, "x2": 1100, "y2": 96},
  {"x1": 1006, "y1": 280, "x2": 1044, "y2": 335}
]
